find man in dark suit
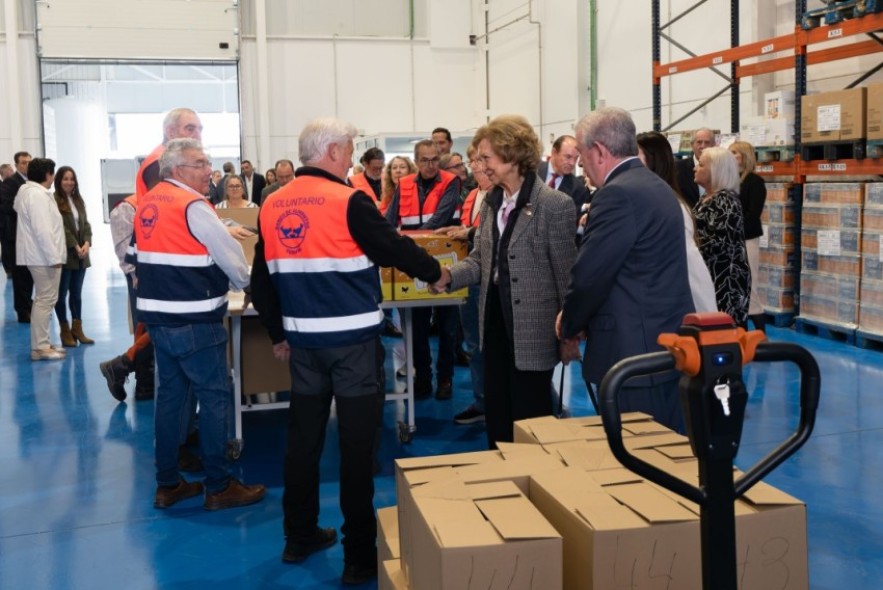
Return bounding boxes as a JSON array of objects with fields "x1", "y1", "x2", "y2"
[
  {"x1": 0, "y1": 151, "x2": 35, "y2": 322},
  {"x1": 558, "y1": 107, "x2": 694, "y2": 432},
  {"x1": 240, "y1": 160, "x2": 265, "y2": 203},
  {"x1": 538, "y1": 135, "x2": 591, "y2": 215},
  {"x1": 260, "y1": 159, "x2": 295, "y2": 205},
  {"x1": 675, "y1": 127, "x2": 715, "y2": 209}
]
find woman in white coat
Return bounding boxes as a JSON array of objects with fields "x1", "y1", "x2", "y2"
[
  {"x1": 636, "y1": 132, "x2": 717, "y2": 313},
  {"x1": 14, "y1": 158, "x2": 66, "y2": 361}
]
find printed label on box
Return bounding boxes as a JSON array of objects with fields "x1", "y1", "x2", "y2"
[
  {"x1": 760, "y1": 225, "x2": 769, "y2": 248},
  {"x1": 817, "y1": 105, "x2": 841, "y2": 132},
  {"x1": 818, "y1": 230, "x2": 841, "y2": 256}
]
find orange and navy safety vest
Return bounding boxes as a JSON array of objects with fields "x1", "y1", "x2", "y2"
[
  {"x1": 260, "y1": 174, "x2": 384, "y2": 348},
  {"x1": 135, "y1": 144, "x2": 166, "y2": 197},
  {"x1": 130, "y1": 182, "x2": 229, "y2": 324},
  {"x1": 396, "y1": 170, "x2": 458, "y2": 229},
  {"x1": 461, "y1": 188, "x2": 482, "y2": 229},
  {"x1": 349, "y1": 172, "x2": 381, "y2": 201}
]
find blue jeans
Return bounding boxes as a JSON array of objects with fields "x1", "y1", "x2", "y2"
[
  {"x1": 55, "y1": 267, "x2": 86, "y2": 323},
  {"x1": 149, "y1": 322, "x2": 231, "y2": 493},
  {"x1": 460, "y1": 284, "x2": 484, "y2": 412}
]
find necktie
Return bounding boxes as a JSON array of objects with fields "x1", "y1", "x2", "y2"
[{"x1": 549, "y1": 173, "x2": 559, "y2": 188}]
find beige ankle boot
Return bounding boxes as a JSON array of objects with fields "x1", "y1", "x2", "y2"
[
  {"x1": 60, "y1": 322, "x2": 78, "y2": 347},
  {"x1": 71, "y1": 319, "x2": 94, "y2": 344}
]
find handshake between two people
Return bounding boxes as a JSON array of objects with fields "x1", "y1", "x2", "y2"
[{"x1": 428, "y1": 266, "x2": 452, "y2": 295}]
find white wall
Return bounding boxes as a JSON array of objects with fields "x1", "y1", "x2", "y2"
[{"x1": 3, "y1": 0, "x2": 883, "y2": 169}]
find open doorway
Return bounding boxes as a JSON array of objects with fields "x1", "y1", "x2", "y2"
[{"x1": 40, "y1": 60, "x2": 240, "y2": 224}]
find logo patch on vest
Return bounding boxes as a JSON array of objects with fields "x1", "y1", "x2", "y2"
[
  {"x1": 276, "y1": 210, "x2": 310, "y2": 253},
  {"x1": 139, "y1": 204, "x2": 160, "y2": 239}
]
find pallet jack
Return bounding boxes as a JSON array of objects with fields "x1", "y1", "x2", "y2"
[{"x1": 598, "y1": 312, "x2": 820, "y2": 590}]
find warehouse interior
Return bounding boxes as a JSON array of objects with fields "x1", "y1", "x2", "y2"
[{"x1": 2, "y1": 0, "x2": 883, "y2": 588}]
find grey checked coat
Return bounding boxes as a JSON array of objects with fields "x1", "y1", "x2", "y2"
[{"x1": 448, "y1": 174, "x2": 577, "y2": 371}]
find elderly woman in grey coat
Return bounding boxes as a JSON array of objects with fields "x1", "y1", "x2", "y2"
[{"x1": 433, "y1": 114, "x2": 577, "y2": 448}]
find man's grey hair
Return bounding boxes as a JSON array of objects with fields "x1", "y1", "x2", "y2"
[
  {"x1": 298, "y1": 118, "x2": 358, "y2": 165},
  {"x1": 575, "y1": 107, "x2": 638, "y2": 158},
  {"x1": 702, "y1": 146, "x2": 741, "y2": 193},
  {"x1": 159, "y1": 138, "x2": 204, "y2": 179},
  {"x1": 162, "y1": 108, "x2": 198, "y2": 143}
]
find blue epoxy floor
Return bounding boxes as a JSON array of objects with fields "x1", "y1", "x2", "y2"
[{"x1": 1, "y1": 231, "x2": 881, "y2": 589}]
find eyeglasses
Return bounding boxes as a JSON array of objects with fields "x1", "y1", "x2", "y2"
[
  {"x1": 179, "y1": 160, "x2": 212, "y2": 169},
  {"x1": 418, "y1": 157, "x2": 440, "y2": 166}
]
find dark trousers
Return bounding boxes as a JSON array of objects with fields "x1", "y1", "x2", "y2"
[
  {"x1": 483, "y1": 285, "x2": 554, "y2": 449},
  {"x1": 55, "y1": 267, "x2": 87, "y2": 323},
  {"x1": 411, "y1": 307, "x2": 455, "y2": 383},
  {"x1": 283, "y1": 337, "x2": 384, "y2": 568},
  {"x1": 616, "y1": 378, "x2": 686, "y2": 434},
  {"x1": 12, "y1": 262, "x2": 34, "y2": 317},
  {"x1": 1, "y1": 236, "x2": 13, "y2": 275}
]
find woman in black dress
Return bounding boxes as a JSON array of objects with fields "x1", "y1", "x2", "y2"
[
  {"x1": 729, "y1": 140, "x2": 767, "y2": 332},
  {"x1": 693, "y1": 146, "x2": 751, "y2": 327}
]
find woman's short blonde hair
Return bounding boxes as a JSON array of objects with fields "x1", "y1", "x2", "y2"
[
  {"x1": 728, "y1": 140, "x2": 757, "y2": 181},
  {"x1": 471, "y1": 114, "x2": 542, "y2": 176},
  {"x1": 702, "y1": 146, "x2": 741, "y2": 193}
]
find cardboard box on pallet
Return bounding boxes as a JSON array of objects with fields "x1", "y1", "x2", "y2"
[
  {"x1": 758, "y1": 286, "x2": 796, "y2": 312},
  {"x1": 863, "y1": 255, "x2": 883, "y2": 281},
  {"x1": 765, "y1": 223, "x2": 795, "y2": 247},
  {"x1": 765, "y1": 182, "x2": 794, "y2": 203},
  {"x1": 860, "y1": 279, "x2": 883, "y2": 309},
  {"x1": 760, "y1": 245, "x2": 796, "y2": 267},
  {"x1": 804, "y1": 182, "x2": 865, "y2": 205},
  {"x1": 529, "y1": 467, "x2": 808, "y2": 590},
  {"x1": 765, "y1": 90, "x2": 796, "y2": 120},
  {"x1": 864, "y1": 183, "x2": 883, "y2": 209},
  {"x1": 801, "y1": 272, "x2": 860, "y2": 301},
  {"x1": 403, "y1": 478, "x2": 563, "y2": 590},
  {"x1": 801, "y1": 228, "x2": 860, "y2": 256},
  {"x1": 758, "y1": 263, "x2": 796, "y2": 290},
  {"x1": 391, "y1": 231, "x2": 468, "y2": 301},
  {"x1": 801, "y1": 203, "x2": 861, "y2": 229},
  {"x1": 800, "y1": 293, "x2": 858, "y2": 327},
  {"x1": 859, "y1": 301, "x2": 883, "y2": 333},
  {"x1": 761, "y1": 202, "x2": 796, "y2": 224},
  {"x1": 802, "y1": 250, "x2": 861, "y2": 277},
  {"x1": 867, "y1": 82, "x2": 883, "y2": 141},
  {"x1": 801, "y1": 88, "x2": 867, "y2": 143}
]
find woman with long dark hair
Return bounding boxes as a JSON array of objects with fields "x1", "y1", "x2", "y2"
[{"x1": 53, "y1": 166, "x2": 94, "y2": 346}]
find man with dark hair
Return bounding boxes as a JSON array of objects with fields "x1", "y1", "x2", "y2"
[
  {"x1": 349, "y1": 148, "x2": 384, "y2": 201},
  {"x1": 15, "y1": 158, "x2": 65, "y2": 359},
  {"x1": 675, "y1": 127, "x2": 715, "y2": 208},
  {"x1": 385, "y1": 139, "x2": 460, "y2": 399},
  {"x1": 0, "y1": 151, "x2": 34, "y2": 320},
  {"x1": 240, "y1": 159, "x2": 265, "y2": 202},
  {"x1": 539, "y1": 135, "x2": 591, "y2": 215},
  {"x1": 432, "y1": 127, "x2": 453, "y2": 155},
  {"x1": 260, "y1": 159, "x2": 296, "y2": 204}
]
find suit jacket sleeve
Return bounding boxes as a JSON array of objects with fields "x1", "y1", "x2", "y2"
[{"x1": 560, "y1": 184, "x2": 637, "y2": 338}]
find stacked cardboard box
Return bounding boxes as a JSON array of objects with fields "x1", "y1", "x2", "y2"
[
  {"x1": 801, "y1": 87, "x2": 867, "y2": 144},
  {"x1": 383, "y1": 414, "x2": 809, "y2": 589},
  {"x1": 739, "y1": 91, "x2": 797, "y2": 148},
  {"x1": 868, "y1": 83, "x2": 883, "y2": 157},
  {"x1": 859, "y1": 184, "x2": 883, "y2": 334},
  {"x1": 799, "y1": 183, "x2": 864, "y2": 328},
  {"x1": 757, "y1": 183, "x2": 797, "y2": 313}
]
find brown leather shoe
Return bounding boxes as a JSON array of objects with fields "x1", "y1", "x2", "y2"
[
  {"x1": 154, "y1": 478, "x2": 204, "y2": 509},
  {"x1": 203, "y1": 479, "x2": 266, "y2": 511}
]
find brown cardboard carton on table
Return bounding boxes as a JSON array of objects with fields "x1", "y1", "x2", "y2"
[
  {"x1": 216, "y1": 207, "x2": 259, "y2": 264},
  {"x1": 389, "y1": 231, "x2": 468, "y2": 301}
]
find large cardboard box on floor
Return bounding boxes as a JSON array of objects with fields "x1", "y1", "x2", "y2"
[
  {"x1": 512, "y1": 412, "x2": 671, "y2": 445},
  {"x1": 404, "y1": 478, "x2": 563, "y2": 590},
  {"x1": 390, "y1": 231, "x2": 468, "y2": 301},
  {"x1": 530, "y1": 466, "x2": 808, "y2": 590},
  {"x1": 395, "y1": 448, "x2": 564, "y2": 585},
  {"x1": 379, "y1": 559, "x2": 409, "y2": 590}
]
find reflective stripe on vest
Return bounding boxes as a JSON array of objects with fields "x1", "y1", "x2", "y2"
[
  {"x1": 260, "y1": 174, "x2": 383, "y2": 348},
  {"x1": 396, "y1": 170, "x2": 457, "y2": 229},
  {"x1": 134, "y1": 182, "x2": 229, "y2": 324}
]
